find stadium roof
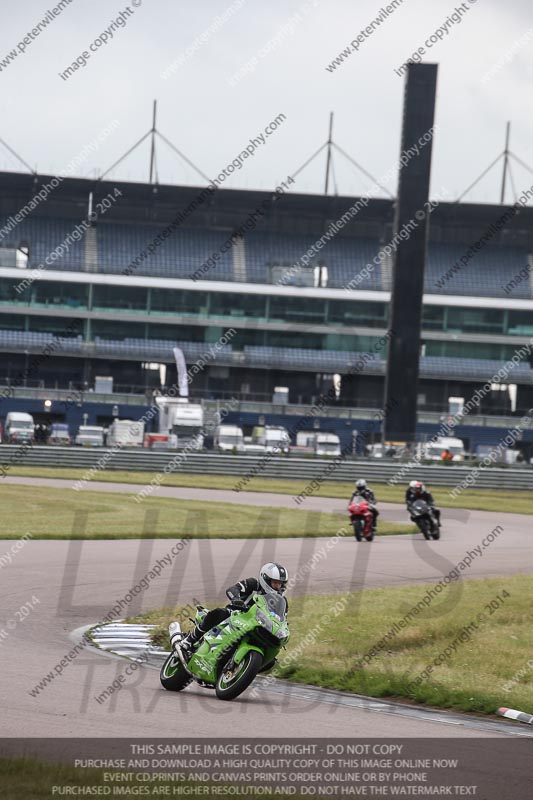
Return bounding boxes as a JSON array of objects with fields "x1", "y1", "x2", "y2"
[{"x1": 1, "y1": 169, "x2": 533, "y2": 248}]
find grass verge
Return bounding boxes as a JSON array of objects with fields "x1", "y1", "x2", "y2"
[
  {"x1": 5, "y1": 464, "x2": 533, "y2": 514},
  {"x1": 0, "y1": 758, "x2": 107, "y2": 800},
  {"x1": 0, "y1": 484, "x2": 413, "y2": 538},
  {"x1": 143, "y1": 575, "x2": 533, "y2": 716}
]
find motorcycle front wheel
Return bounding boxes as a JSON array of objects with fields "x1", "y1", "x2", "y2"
[
  {"x1": 353, "y1": 518, "x2": 364, "y2": 542},
  {"x1": 215, "y1": 650, "x2": 262, "y2": 701},
  {"x1": 160, "y1": 652, "x2": 192, "y2": 692},
  {"x1": 418, "y1": 518, "x2": 431, "y2": 540}
]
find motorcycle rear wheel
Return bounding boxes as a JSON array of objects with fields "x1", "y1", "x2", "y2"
[
  {"x1": 215, "y1": 650, "x2": 262, "y2": 701},
  {"x1": 160, "y1": 652, "x2": 192, "y2": 691}
]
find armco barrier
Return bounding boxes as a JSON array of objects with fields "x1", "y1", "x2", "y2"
[{"x1": 0, "y1": 446, "x2": 532, "y2": 490}]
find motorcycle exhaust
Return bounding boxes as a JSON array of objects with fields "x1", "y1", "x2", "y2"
[{"x1": 169, "y1": 621, "x2": 182, "y2": 653}]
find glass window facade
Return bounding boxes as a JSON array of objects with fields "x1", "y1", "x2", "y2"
[
  {"x1": 264, "y1": 330, "x2": 324, "y2": 349},
  {"x1": 268, "y1": 296, "x2": 325, "y2": 325},
  {"x1": 508, "y1": 310, "x2": 533, "y2": 335},
  {"x1": 425, "y1": 340, "x2": 521, "y2": 360},
  {"x1": 32, "y1": 281, "x2": 88, "y2": 309},
  {"x1": 328, "y1": 299, "x2": 387, "y2": 327},
  {"x1": 210, "y1": 292, "x2": 267, "y2": 320},
  {"x1": 422, "y1": 305, "x2": 445, "y2": 330},
  {"x1": 0, "y1": 279, "x2": 31, "y2": 304},
  {"x1": 151, "y1": 288, "x2": 208, "y2": 316},
  {"x1": 92, "y1": 320, "x2": 144, "y2": 339},
  {"x1": 147, "y1": 324, "x2": 205, "y2": 342},
  {"x1": 92, "y1": 285, "x2": 146, "y2": 311},
  {"x1": 4, "y1": 275, "x2": 533, "y2": 354},
  {"x1": 28, "y1": 316, "x2": 83, "y2": 336},
  {"x1": 0, "y1": 313, "x2": 25, "y2": 329},
  {"x1": 446, "y1": 307, "x2": 504, "y2": 335}
]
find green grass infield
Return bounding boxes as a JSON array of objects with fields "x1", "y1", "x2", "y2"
[
  {"x1": 4, "y1": 465, "x2": 533, "y2": 514},
  {"x1": 0, "y1": 484, "x2": 414, "y2": 539}
]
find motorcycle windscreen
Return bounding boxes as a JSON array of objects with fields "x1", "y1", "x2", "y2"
[{"x1": 260, "y1": 593, "x2": 287, "y2": 623}]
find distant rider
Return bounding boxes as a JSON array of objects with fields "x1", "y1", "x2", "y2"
[
  {"x1": 405, "y1": 480, "x2": 441, "y2": 527},
  {"x1": 179, "y1": 562, "x2": 289, "y2": 657},
  {"x1": 350, "y1": 479, "x2": 379, "y2": 532}
]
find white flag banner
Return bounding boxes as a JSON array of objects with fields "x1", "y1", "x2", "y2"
[{"x1": 172, "y1": 347, "x2": 189, "y2": 398}]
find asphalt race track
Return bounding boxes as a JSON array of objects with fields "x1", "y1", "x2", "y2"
[{"x1": 1, "y1": 477, "x2": 532, "y2": 741}]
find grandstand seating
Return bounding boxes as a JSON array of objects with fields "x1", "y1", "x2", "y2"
[
  {"x1": 242, "y1": 346, "x2": 533, "y2": 382},
  {"x1": 93, "y1": 337, "x2": 234, "y2": 362},
  {"x1": 243, "y1": 232, "x2": 383, "y2": 289},
  {"x1": 426, "y1": 243, "x2": 531, "y2": 299},
  {"x1": 0, "y1": 330, "x2": 83, "y2": 352},
  {"x1": 1, "y1": 217, "x2": 86, "y2": 271},
  {"x1": 420, "y1": 355, "x2": 532, "y2": 380},
  {"x1": 95, "y1": 223, "x2": 234, "y2": 280},
  {"x1": 0, "y1": 328, "x2": 531, "y2": 384},
  {"x1": 243, "y1": 346, "x2": 383, "y2": 373},
  {"x1": 1, "y1": 214, "x2": 531, "y2": 299}
]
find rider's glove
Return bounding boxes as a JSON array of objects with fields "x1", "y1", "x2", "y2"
[{"x1": 231, "y1": 599, "x2": 246, "y2": 609}]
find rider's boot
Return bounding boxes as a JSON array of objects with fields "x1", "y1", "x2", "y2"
[{"x1": 179, "y1": 625, "x2": 203, "y2": 657}]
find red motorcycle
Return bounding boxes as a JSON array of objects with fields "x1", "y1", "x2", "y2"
[{"x1": 348, "y1": 495, "x2": 375, "y2": 542}]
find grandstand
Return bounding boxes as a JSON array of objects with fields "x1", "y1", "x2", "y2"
[{"x1": 1, "y1": 168, "x2": 533, "y2": 448}]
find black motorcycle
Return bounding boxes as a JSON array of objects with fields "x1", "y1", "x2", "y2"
[{"x1": 409, "y1": 499, "x2": 440, "y2": 540}]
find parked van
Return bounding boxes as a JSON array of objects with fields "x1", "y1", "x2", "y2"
[
  {"x1": 49, "y1": 423, "x2": 71, "y2": 445},
  {"x1": 75, "y1": 426, "x2": 105, "y2": 447},
  {"x1": 265, "y1": 427, "x2": 290, "y2": 454},
  {"x1": 3, "y1": 412, "x2": 35, "y2": 444},
  {"x1": 214, "y1": 425, "x2": 245, "y2": 452},
  {"x1": 246, "y1": 426, "x2": 290, "y2": 454},
  {"x1": 106, "y1": 419, "x2": 145, "y2": 447}
]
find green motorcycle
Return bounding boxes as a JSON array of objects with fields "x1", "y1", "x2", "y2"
[{"x1": 160, "y1": 593, "x2": 289, "y2": 701}]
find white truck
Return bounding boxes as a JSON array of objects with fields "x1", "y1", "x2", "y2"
[
  {"x1": 3, "y1": 412, "x2": 35, "y2": 444},
  {"x1": 416, "y1": 436, "x2": 466, "y2": 462},
  {"x1": 315, "y1": 432, "x2": 341, "y2": 457},
  {"x1": 106, "y1": 419, "x2": 145, "y2": 447},
  {"x1": 214, "y1": 424, "x2": 245, "y2": 453},
  {"x1": 295, "y1": 431, "x2": 341, "y2": 456},
  {"x1": 156, "y1": 398, "x2": 204, "y2": 450}
]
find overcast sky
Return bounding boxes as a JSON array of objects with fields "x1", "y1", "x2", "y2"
[{"x1": 1, "y1": 0, "x2": 532, "y2": 205}]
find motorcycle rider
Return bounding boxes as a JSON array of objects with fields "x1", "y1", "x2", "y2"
[
  {"x1": 178, "y1": 562, "x2": 289, "y2": 657},
  {"x1": 405, "y1": 480, "x2": 441, "y2": 527},
  {"x1": 350, "y1": 479, "x2": 379, "y2": 532}
]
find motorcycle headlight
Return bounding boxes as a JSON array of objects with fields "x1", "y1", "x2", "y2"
[
  {"x1": 276, "y1": 627, "x2": 289, "y2": 640},
  {"x1": 255, "y1": 609, "x2": 273, "y2": 632}
]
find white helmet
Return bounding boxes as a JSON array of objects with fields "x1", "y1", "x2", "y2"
[
  {"x1": 356, "y1": 479, "x2": 367, "y2": 490},
  {"x1": 259, "y1": 562, "x2": 289, "y2": 596}
]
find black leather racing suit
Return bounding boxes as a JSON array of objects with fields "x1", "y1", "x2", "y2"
[{"x1": 192, "y1": 577, "x2": 260, "y2": 635}]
